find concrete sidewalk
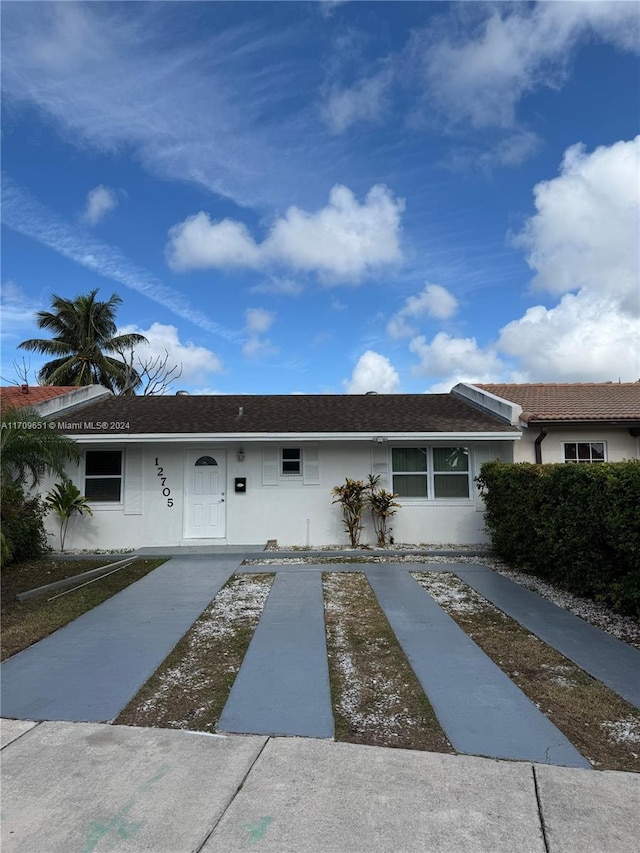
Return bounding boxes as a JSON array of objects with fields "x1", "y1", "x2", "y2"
[{"x1": 2, "y1": 719, "x2": 638, "y2": 853}]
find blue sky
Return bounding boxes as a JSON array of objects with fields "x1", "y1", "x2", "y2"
[{"x1": 1, "y1": 1, "x2": 639, "y2": 395}]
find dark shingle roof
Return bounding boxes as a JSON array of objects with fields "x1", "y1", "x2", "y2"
[
  {"x1": 52, "y1": 394, "x2": 514, "y2": 435},
  {"x1": 476, "y1": 383, "x2": 640, "y2": 424}
]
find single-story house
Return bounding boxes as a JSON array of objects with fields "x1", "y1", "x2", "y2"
[
  {"x1": 37, "y1": 392, "x2": 522, "y2": 550},
  {"x1": 452, "y1": 382, "x2": 640, "y2": 465}
]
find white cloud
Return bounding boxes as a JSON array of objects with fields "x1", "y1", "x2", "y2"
[
  {"x1": 82, "y1": 185, "x2": 118, "y2": 226},
  {"x1": 409, "y1": 136, "x2": 640, "y2": 387},
  {"x1": 410, "y1": 332, "x2": 504, "y2": 381},
  {"x1": 513, "y1": 136, "x2": 640, "y2": 315},
  {"x1": 418, "y1": 2, "x2": 640, "y2": 130},
  {"x1": 388, "y1": 282, "x2": 458, "y2": 338},
  {"x1": 245, "y1": 308, "x2": 275, "y2": 334},
  {"x1": 498, "y1": 292, "x2": 640, "y2": 382},
  {"x1": 322, "y1": 69, "x2": 392, "y2": 134},
  {"x1": 243, "y1": 308, "x2": 277, "y2": 360},
  {"x1": 167, "y1": 184, "x2": 405, "y2": 282},
  {"x1": 343, "y1": 350, "x2": 400, "y2": 394},
  {"x1": 119, "y1": 323, "x2": 223, "y2": 382},
  {"x1": 445, "y1": 130, "x2": 542, "y2": 174}
]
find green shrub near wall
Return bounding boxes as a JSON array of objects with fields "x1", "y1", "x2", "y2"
[{"x1": 476, "y1": 460, "x2": 640, "y2": 617}]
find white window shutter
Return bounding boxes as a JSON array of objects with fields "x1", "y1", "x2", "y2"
[
  {"x1": 371, "y1": 443, "x2": 389, "y2": 486},
  {"x1": 124, "y1": 447, "x2": 142, "y2": 515},
  {"x1": 262, "y1": 446, "x2": 279, "y2": 485},
  {"x1": 303, "y1": 445, "x2": 320, "y2": 485}
]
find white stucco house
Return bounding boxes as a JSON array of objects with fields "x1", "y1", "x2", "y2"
[
  {"x1": 452, "y1": 382, "x2": 640, "y2": 465},
  {"x1": 35, "y1": 391, "x2": 522, "y2": 550}
]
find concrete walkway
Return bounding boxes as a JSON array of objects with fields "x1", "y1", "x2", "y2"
[
  {"x1": 0, "y1": 557, "x2": 240, "y2": 722},
  {"x1": 2, "y1": 720, "x2": 638, "y2": 853},
  {"x1": 454, "y1": 564, "x2": 640, "y2": 709},
  {"x1": 218, "y1": 572, "x2": 333, "y2": 738},
  {"x1": 366, "y1": 567, "x2": 590, "y2": 767}
]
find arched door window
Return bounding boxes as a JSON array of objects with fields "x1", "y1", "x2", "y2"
[{"x1": 194, "y1": 456, "x2": 218, "y2": 466}]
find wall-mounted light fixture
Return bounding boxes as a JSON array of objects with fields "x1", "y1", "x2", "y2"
[
  {"x1": 373, "y1": 436, "x2": 387, "y2": 444},
  {"x1": 237, "y1": 448, "x2": 246, "y2": 462}
]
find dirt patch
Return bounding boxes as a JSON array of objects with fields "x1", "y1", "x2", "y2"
[
  {"x1": 413, "y1": 572, "x2": 640, "y2": 773},
  {"x1": 116, "y1": 573, "x2": 273, "y2": 732},
  {"x1": 322, "y1": 571, "x2": 452, "y2": 753}
]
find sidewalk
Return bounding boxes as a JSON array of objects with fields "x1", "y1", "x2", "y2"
[{"x1": 2, "y1": 719, "x2": 638, "y2": 853}]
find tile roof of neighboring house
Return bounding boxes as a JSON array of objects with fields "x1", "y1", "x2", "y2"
[
  {"x1": 476, "y1": 383, "x2": 640, "y2": 424},
  {"x1": 52, "y1": 393, "x2": 515, "y2": 436},
  {"x1": 0, "y1": 385, "x2": 78, "y2": 410}
]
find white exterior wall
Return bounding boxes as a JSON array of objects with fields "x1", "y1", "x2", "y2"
[
  {"x1": 43, "y1": 439, "x2": 514, "y2": 550},
  {"x1": 514, "y1": 427, "x2": 639, "y2": 464}
]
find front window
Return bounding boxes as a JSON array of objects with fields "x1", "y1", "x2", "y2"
[
  {"x1": 433, "y1": 447, "x2": 470, "y2": 498},
  {"x1": 392, "y1": 447, "x2": 428, "y2": 497},
  {"x1": 563, "y1": 442, "x2": 605, "y2": 463},
  {"x1": 392, "y1": 446, "x2": 471, "y2": 499},
  {"x1": 281, "y1": 447, "x2": 301, "y2": 475},
  {"x1": 85, "y1": 450, "x2": 122, "y2": 501}
]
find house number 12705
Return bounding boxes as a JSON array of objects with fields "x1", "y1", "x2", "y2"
[{"x1": 154, "y1": 458, "x2": 174, "y2": 507}]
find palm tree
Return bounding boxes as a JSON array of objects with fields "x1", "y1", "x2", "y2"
[
  {"x1": 0, "y1": 407, "x2": 81, "y2": 488},
  {"x1": 19, "y1": 290, "x2": 147, "y2": 394}
]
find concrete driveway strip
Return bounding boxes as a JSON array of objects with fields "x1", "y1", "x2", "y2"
[
  {"x1": 0, "y1": 556, "x2": 238, "y2": 722},
  {"x1": 455, "y1": 565, "x2": 640, "y2": 709},
  {"x1": 217, "y1": 571, "x2": 334, "y2": 738},
  {"x1": 203, "y1": 737, "x2": 546, "y2": 853},
  {"x1": 366, "y1": 567, "x2": 590, "y2": 768},
  {"x1": 0, "y1": 721, "x2": 267, "y2": 853}
]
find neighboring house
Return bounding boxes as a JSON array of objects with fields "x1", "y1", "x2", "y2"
[
  {"x1": 37, "y1": 393, "x2": 521, "y2": 550},
  {"x1": 0, "y1": 384, "x2": 112, "y2": 418},
  {"x1": 452, "y1": 383, "x2": 640, "y2": 465}
]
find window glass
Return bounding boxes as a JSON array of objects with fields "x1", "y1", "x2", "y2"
[
  {"x1": 433, "y1": 447, "x2": 469, "y2": 472},
  {"x1": 392, "y1": 447, "x2": 427, "y2": 472},
  {"x1": 195, "y1": 456, "x2": 217, "y2": 466},
  {"x1": 86, "y1": 450, "x2": 122, "y2": 476},
  {"x1": 393, "y1": 474, "x2": 428, "y2": 497},
  {"x1": 281, "y1": 447, "x2": 301, "y2": 474},
  {"x1": 85, "y1": 450, "x2": 122, "y2": 502},
  {"x1": 564, "y1": 442, "x2": 605, "y2": 463},
  {"x1": 434, "y1": 475, "x2": 470, "y2": 498}
]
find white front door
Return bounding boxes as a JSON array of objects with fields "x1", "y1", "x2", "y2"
[{"x1": 184, "y1": 450, "x2": 226, "y2": 538}]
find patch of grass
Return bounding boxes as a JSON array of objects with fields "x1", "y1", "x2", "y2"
[
  {"x1": 1, "y1": 558, "x2": 166, "y2": 661},
  {"x1": 323, "y1": 572, "x2": 453, "y2": 753},
  {"x1": 116, "y1": 573, "x2": 273, "y2": 732},
  {"x1": 413, "y1": 572, "x2": 640, "y2": 773}
]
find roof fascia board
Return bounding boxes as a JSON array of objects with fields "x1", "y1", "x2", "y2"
[
  {"x1": 63, "y1": 430, "x2": 522, "y2": 444},
  {"x1": 526, "y1": 419, "x2": 640, "y2": 428},
  {"x1": 451, "y1": 383, "x2": 522, "y2": 426}
]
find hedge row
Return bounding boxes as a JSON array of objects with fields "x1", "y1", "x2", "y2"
[{"x1": 476, "y1": 460, "x2": 640, "y2": 617}]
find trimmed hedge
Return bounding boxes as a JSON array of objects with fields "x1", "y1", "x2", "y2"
[{"x1": 476, "y1": 460, "x2": 640, "y2": 617}]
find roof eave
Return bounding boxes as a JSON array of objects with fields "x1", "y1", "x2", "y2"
[{"x1": 62, "y1": 430, "x2": 523, "y2": 444}]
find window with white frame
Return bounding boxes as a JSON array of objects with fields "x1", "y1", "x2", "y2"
[
  {"x1": 563, "y1": 442, "x2": 605, "y2": 463},
  {"x1": 392, "y1": 446, "x2": 471, "y2": 499},
  {"x1": 281, "y1": 447, "x2": 301, "y2": 475},
  {"x1": 85, "y1": 450, "x2": 123, "y2": 501}
]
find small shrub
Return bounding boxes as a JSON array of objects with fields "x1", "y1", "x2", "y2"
[
  {"x1": 45, "y1": 478, "x2": 93, "y2": 552},
  {"x1": 0, "y1": 483, "x2": 50, "y2": 568},
  {"x1": 366, "y1": 474, "x2": 400, "y2": 547},
  {"x1": 332, "y1": 478, "x2": 368, "y2": 548}
]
